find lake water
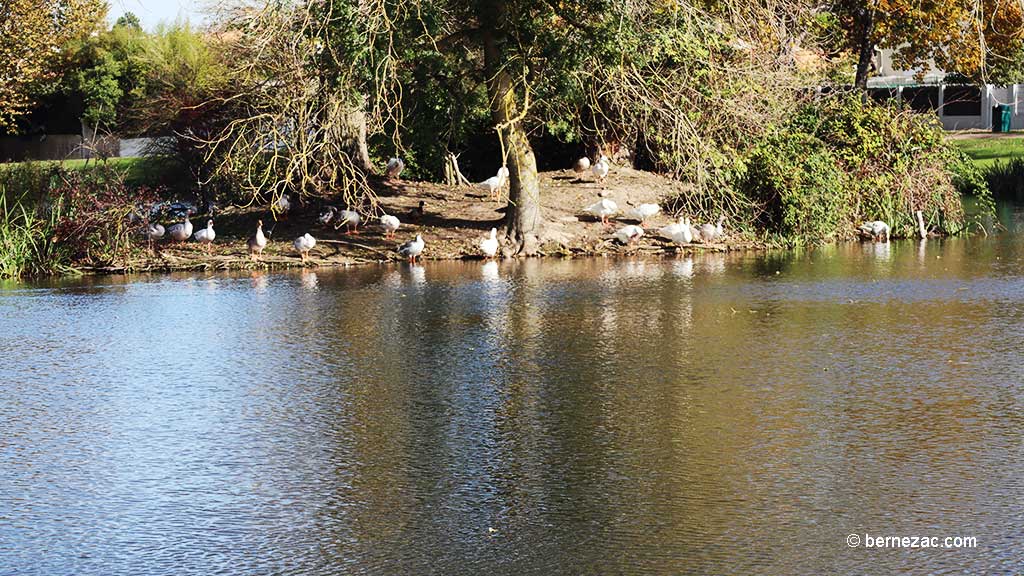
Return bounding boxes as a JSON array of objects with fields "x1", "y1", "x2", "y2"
[{"x1": 2, "y1": 211, "x2": 1023, "y2": 574}]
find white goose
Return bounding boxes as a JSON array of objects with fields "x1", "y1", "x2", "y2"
[
  {"x1": 143, "y1": 222, "x2": 164, "y2": 251},
  {"x1": 380, "y1": 214, "x2": 401, "y2": 239},
  {"x1": 573, "y1": 157, "x2": 591, "y2": 179},
  {"x1": 398, "y1": 234, "x2": 425, "y2": 263},
  {"x1": 628, "y1": 203, "x2": 660, "y2": 225},
  {"x1": 247, "y1": 219, "x2": 268, "y2": 260},
  {"x1": 167, "y1": 213, "x2": 193, "y2": 243},
  {"x1": 193, "y1": 219, "x2": 216, "y2": 253},
  {"x1": 293, "y1": 233, "x2": 316, "y2": 261},
  {"x1": 479, "y1": 166, "x2": 509, "y2": 200},
  {"x1": 614, "y1": 224, "x2": 645, "y2": 245},
  {"x1": 859, "y1": 220, "x2": 890, "y2": 242},
  {"x1": 699, "y1": 216, "x2": 725, "y2": 243},
  {"x1": 480, "y1": 227, "x2": 499, "y2": 259},
  {"x1": 591, "y1": 155, "x2": 610, "y2": 183},
  {"x1": 337, "y1": 209, "x2": 361, "y2": 234},
  {"x1": 585, "y1": 198, "x2": 618, "y2": 225},
  {"x1": 319, "y1": 206, "x2": 338, "y2": 226},
  {"x1": 386, "y1": 157, "x2": 405, "y2": 179},
  {"x1": 658, "y1": 216, "x2": 693, "y2": 244}
]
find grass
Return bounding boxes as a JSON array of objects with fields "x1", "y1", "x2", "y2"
[
  {"x1": 0, "y1": 157, "x2": 160, "y2": 187},
  {"x1": 949, "y1": 136, "x2": 1024, "y2": 168}
]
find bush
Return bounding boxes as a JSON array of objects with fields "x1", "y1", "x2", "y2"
[
  {"x1": 0, "y1": 162, "x2": 157, "y2": 278},
  {"x1": 734, "y1": 96, "x2": 991, "y2": 243},
  {"x1": 983, "y1": 158, "x2": 1024, "y2": 202}
]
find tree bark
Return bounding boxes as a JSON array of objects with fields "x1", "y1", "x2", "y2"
[
  {"x1": 853, "y1": 7, "x2": 875, "y2": 91},
  {"x1": 341, "y1": 106, "x2": 374, "y2": 174},
  {"x1": 481, "y1": 3, "x2": 543, "y2": 256}
]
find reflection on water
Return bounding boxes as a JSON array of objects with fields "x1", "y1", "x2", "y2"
[{"x1": 1, "y1": 218, "x2": 1024, "y2": 575}]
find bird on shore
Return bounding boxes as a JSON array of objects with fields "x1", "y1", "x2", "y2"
[
  {"x1": 406, "y1": 200, "x2": 425, "y2": 224},
  {"x1": 614, "y1": 224, "x2": 645, "y2": 245},
  {"x1": 585, "y1": 198, "x2": 618, "y2": 225},
  {"x1": 380, "y1": 214, "x2": 401, "y2": 239},
  {"x1": 193, "y1": 219, "x2": 216, "y2": 253},
  {"x1": 386, "y1": 157, "x2": 405, "y2": 180},
  {"x1": 143, "y1": 222, "x2": 165, "y2": 251},
  {"x1": 398, "y1": 234, "x2": 425, "y2": 263},
  {"x1": 573, "y1": 157, "x2": 591, "y2": 180},
  {"x1": 699, "y1": 216, "x2": 726, "y2": 243},
  {"x1": 592, "y1": 155, "x2": 610, "y2": 183},
  {"x1": 859, "y1": 220, "x2": 890, "y2": 242},
  {"x1": 247, "y1": 219, "x2": 268, "y2": 261},
  {"x1": 480, "y1": 228, "x2": 500, "y2": 259},
  {"x1": 480, "y1": 166, "x2": 509, "y2": 200},
  {"x1": 337, "y1": 209, "x2": 361, "y2": 234},
  {"x1": 273, "y1": 194, "x2": 291, "y2": 219},
  {"x1": 628, "y1": 203, "x2": 661, "y2": 225},
  {"x1": 293, "y1": 233, "x2": 316, "y2": 262},
  {"x1": 167, "y1": 213, "x2": 193, "y2": 243},
  {"x1": 658, "y1": 216, "x2": 693, "y2": 244}
]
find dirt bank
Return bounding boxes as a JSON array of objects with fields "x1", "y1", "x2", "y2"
[{"x1": 108, "y1": 166, "x2": 756, "y2": 275}]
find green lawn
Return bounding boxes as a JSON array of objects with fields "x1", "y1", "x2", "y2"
[
  {"x1": 950, "y1": 136, "x2": 1024, "y2": 168},
  {"x1": 0, "y1": 156, "x2": 164, "y2": 187}
]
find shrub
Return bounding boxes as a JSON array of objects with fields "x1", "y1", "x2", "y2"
[{"x1": 983, "y1": 158, "x2": 1024, "y2": 202}]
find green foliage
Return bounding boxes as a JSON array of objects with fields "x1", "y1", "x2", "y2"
[
  {"x1": 983, "y1": 158, "x2": 1024, "y2": 202},
  {"x1": 734, "y1": 96, "x2": 991, "y2": 243},
  {"x1": 740, "y1": 132, "x2": 849, "y2": 244}
]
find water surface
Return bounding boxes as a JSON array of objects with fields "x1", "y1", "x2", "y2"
[{"x1": 2, "y1": 224, "x2": 1023, "y2": 575}]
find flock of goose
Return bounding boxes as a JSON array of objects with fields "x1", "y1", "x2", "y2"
[{"x1": 141, "y1": 153, "x2": 891, "y2": 265}]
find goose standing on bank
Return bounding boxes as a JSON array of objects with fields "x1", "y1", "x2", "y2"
[
  {"x1": 859, "y1": 220, "x2": 890, "y2": 242},
  {"x1": 386, "y1": 157, "x2": 405, "y2": 180},
  {"x1": 143, "y1": 222, "x2": 165, "y2": 251},
  {"x1": 293, "y1": 233, "x2": 316, "y2": 262},
  {"x1": 592, "y1": 155, "x2": 610, "y2": 183},
  {"x1": 585, "y1": 198, "x2": 618, "y2": 225},
  {"x1": 658, "y1": 216, "x2": 693, "y2": 244},
  {"x1": 699, "y1": 216, "x2": 726, "y2": 243},
  {"x1": 398, "y1": 234, "x2": 425, "y2": 263},
  {"x1": 167, "y1": 213, "x2": 193, "y2": 243},
  {"x1": 573, "y1": 157, "x2": 591, "y2": 180},
  {"x1": 247, "y1": 219, "x2": 268, "y2": 260},
  {"x1": 337, "y1": 209, "x2": 361, "y2": 234},
  {"x1": 614, "y1": 225, "x2": 645, "y2": 245},
  {"x1": 319, "y1": 206, "x2": 338, "y2": 226},
  {"x1": 480, "y1": 228, "x2": 500, "y2": 259},
  {"x1": 193, "y1": 219, "x2": 216, "y2": 253},
  {"x1": 380, "y1": 214, "x2": 401, "y2": 239},
  {"x1": 480, "y1": 166, "x2": 509, "y2": 200},
  {"x1": 628, "y1": 203, "x2": 661, "y2": 226}
]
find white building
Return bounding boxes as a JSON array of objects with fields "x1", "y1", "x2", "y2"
[{"x1": 866, "y1": 48, "x2": 1024, "y2": 131}]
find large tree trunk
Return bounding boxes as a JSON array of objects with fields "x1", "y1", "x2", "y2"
[
  {"x1": 341, "y1": 106, "x2": 373, "y2": 174},
  {"x1": 853, "y1": 7, "x2": 875, "y2": 91},
  {"x1": 481, "y1": 4, "x2": 543, "y2": 256}
]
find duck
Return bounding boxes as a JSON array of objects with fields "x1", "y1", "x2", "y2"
[
  {"x1": 699, "y1": 215, "x2": 726, "y2": 243},
  {"x1": 573, "y1": 157, "x2": 591, "y2": 180},
  {"x1": 143, "y1": 220, "x2": 164, "y2": 248},
  {"x1": 193, "y1": 219, "x2": 216, "y2": 253},
  {"x1": 859, "y1": 220, "x2": 890, "y2": 242},
  {"x1": 293, "y1": 233, "x2": 316, "y2": 262},
  {"x1": 658, "y1": 216, "x2": 692, "y2": 244},
  {"x1": 398, "y1": 234, "x2": 425, "y2": 263},
  {"x1": 406, "y1": 200, "x2": 425, "y2": 224},
  {"x1": 247, "y1": 219, "x2": 268, "y2": 260},
  {"x1": 480, "y1": 227, "x2": 499, "y2": 259},
  {"x1": 584, "y1": 198, "x2": 618, "y2": 225},
  {"x1": 386, "y1": 157, "x2": 405, "y2": 179},
  {"x1": 591, "y1": 155, "x2": 610, "y2": 183},
  {"x1": 614, "y1": 224, "x2": 645, "y2": 245},
  {"x1": 336, "y1": 209, "x2": 361, "y2": 234},
  {"x1": 380, "y1": 214, "x2": 401, "y2": 239},
  {"x1": 273, "y1": 194, "x2": 291, "y2": 219},
  {"x1": 628, "y1": 203, "x2": 661, "y2": 225},
  {"x1": 479, "y1": 166, "x2": 509, "y2": 200},
  {"x1": 167, "y1": 213, "x2": 193, "y2": 243}
]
